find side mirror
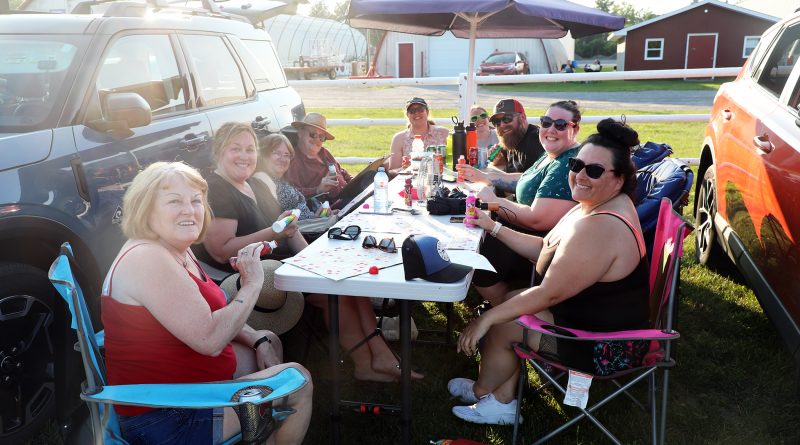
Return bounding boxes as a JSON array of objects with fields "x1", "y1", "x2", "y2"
[{"x1": 87, "y1": 92, "x2": 151, "y2": 135}]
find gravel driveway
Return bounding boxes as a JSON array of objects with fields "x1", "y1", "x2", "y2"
[{"x1": 294, "y1": 84, "x2": 716, "y2": 111}]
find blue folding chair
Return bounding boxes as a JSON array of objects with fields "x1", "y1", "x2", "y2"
[{"x1": 48, "y1": 242, "x2": 307, "y2": 445}]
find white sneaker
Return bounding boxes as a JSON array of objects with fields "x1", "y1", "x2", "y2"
[
  {"x1": 447, "y1": 378, "x2": 478, "y2": 404},
  {"x1": 452, "y1": 393, "x2": 521, "y2": 425}
]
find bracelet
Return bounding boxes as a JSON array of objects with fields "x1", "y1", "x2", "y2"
[
  {"x1": 252, "y1": 335, "x2": 271, "y2": 350},
  {"x1": 490, "y1": 221, "x2": 502, "y2": 237}
]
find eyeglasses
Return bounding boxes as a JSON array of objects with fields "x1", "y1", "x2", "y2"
[
  {"x1": 362, "y1": 235, "x2": 397, "y2": 253},
  {"x1": 328, "y1": 225, "x2": 361, "y2": 240},
  {"x1": 271, "y1": 151, "x2": 293, "y2": 160},
  {"x1": 470, "y1": 112, "x2": 489, "y2": 123},
  {"x1": 539, "y1": 116, "x2": 576, "y2": 131},
  {"x1": 567, "y1": 157, "x2": 616, "y2": 179},
  {"x1": 308, "y1": 132, "x2": 328, "y2": 142},
  {"x1": 490, "y1": 114, "x2": 518, "y2": 126},
  {"x1": 407, "y1": 106, "x2": 428, "y2": 115}
]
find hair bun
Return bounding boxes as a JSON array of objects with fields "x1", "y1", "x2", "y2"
[{"x1": 596, "y1": 118, "x2": 640, "y2": 147}]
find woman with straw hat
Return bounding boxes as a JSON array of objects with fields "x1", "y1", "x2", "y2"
[{"x1": 285, "y1": 112, "x2": 352, "y2": 201}]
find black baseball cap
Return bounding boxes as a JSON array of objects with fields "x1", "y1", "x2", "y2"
[
  {"x1": 405, "y1": 97, "x2": 428, "y2": 110},
  {"x1": 402, "y1": 235, "x2": 472, "y2": 283}
]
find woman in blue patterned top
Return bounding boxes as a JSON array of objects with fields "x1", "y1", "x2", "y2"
[
  {"x1": 253, "y1": 134, "x2": 331, "y2": 220},
  {"x1": 472, "y1": 100, "x2": 583, "y2": 307}
]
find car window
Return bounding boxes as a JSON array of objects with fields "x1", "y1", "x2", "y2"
[
  {"x1": 182, "y1": 34, "x2": 248, "y2": 107},
  {"x1": 237, "y1": 38, "x2": 289, "y2": 91},
  {"x1": 0, "y1": 35, "x2": 83, "y2": 131},
  {"x1": 96, "y1": 34, "x2": 186, "y2": 117},
  {"x1": 756, "y1": 23, "x2": 800, "y2": 97}
]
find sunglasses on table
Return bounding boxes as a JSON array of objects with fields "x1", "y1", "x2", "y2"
[
  {"x1": 308, "y1": 132, "x2": 328, "y2": 142},
  {"x1": 539, "y1": 116, "x2": 576, "y2": 131},
  {"x1": 362, "y1": 235, "x2": 397, "y2": 253},
  {"x1": 567, "y1": 157, "x2": 616, "y2": 179},
  {"x1": 489, "y1": 113, "x2": 518, "y2": 126},
  {"x1": 328, "y1": 225, "x2": 361, "y2": 240},
  {"x1": 470, "y1": 112, "x2": 489, "y2": 123}
]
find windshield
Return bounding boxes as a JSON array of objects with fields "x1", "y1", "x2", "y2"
[
  {"x1": 0, "y1": 35, "x2": 84, "y2": 132},
  {"x1": 484, "y1": 53, "x2": 515, "y2": 64}
]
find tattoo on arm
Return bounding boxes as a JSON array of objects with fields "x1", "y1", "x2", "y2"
[
  {"x1": 492, "y1": 177, "x2": 517, "y2": 193},
  {"x1": 235, "y1": 299, "x2": 244, "y2": 304}
]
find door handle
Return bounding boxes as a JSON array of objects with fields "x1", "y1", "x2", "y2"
[
  {"x1": 179, "y1": 133, "x2": 208, "y2": 152},
  {"x1": 70, "y1": 157, "x2": 91, "y2": 203},
  {"x1": 721, "y1": 109, "x2": 733, "y2": 121},
  {"x1": 753, "y1": 134, "x2": 774, "y2": 153}
]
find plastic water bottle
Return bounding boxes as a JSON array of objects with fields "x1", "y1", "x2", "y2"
[
  {"x1": 373, "y1": 167, "x2": 389, "y2": 213},
  {"x1": 416, "y1": 156, "x2": 433, "y2": 204},
  {"x1": 465, "y1": 191, "x2": 477, "y2": 228},
  {"x1": 411, "y1": 135, "x2": 424, "y2": 153}
]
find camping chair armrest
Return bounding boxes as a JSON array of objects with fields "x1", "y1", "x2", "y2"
[
  {"x1": 81, "y1": 366, "x2": 306, "y2": 409},
  {"x1": 516, "y1": 314, "x2": 679, "y2": 341}
]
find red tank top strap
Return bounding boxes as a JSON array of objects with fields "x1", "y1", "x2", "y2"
[
  {"x1": 105, "y1": 243, "x2": 152, "y2": 295},
  {"x1": 592, "y1": 211, "x2": 647, "y2": 258}
]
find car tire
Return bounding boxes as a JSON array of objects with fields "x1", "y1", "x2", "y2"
[
  {"x1": 695, "y1": 165, "x2": 725, "y2": 265},
  {"x1": 0, "y1": 263, "x2": 59, "y2": 445}
]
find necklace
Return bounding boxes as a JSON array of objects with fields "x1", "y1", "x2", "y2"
[{"x1": 161, "y1": 242, "x2": 189, "y2": 268}]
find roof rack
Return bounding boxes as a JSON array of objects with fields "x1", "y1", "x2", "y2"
[{"x1": 70, "y1": 0, "x2": 245, "y2": 22}]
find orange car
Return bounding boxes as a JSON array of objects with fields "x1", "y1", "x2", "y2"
[{"x1": 694, "y1": 13, "x2": 800, "y2": 368}]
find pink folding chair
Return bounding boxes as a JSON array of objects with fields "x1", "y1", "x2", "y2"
[{"x1": 511, "y1": 198, "x2": 692, "y2": 445}]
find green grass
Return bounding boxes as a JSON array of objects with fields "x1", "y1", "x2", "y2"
[
  {"x1": 31, "y1": 113, "x2": 800, "y2": 445},
  {"x1": 483, "y1": 78, "x2": 732, "y2": 93},
  {"x1": 317, "y1": 107, "x2": 706, "y2": 172}
]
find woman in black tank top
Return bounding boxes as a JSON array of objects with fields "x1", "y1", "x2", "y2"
[{"x1": 448, "y1": 119, "x2": 650, "y2": 425}]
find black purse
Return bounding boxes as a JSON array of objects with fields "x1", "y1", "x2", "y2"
[{"x1": 426, "y1": 186, "x2": 467, "y2": 215}]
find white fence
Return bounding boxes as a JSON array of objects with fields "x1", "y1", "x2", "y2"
[{"x1": 290, "y1": 67, "x2": 741, "y2": 166}]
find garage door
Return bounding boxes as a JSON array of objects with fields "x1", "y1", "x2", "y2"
[{"x1": 428, "y1": 33, "x2": 494, "y2": 77}]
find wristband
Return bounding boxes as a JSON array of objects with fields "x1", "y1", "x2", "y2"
[
  {"x1": 252, "y1": 335, "x2": 271, "y2": 350},
  {"x1": 490, "y1": 221, "x2": 502, "y2": 237}
]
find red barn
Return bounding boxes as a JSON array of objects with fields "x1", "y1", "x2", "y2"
[{"x1": 609, "y1": 0, "x2": 778, "y2": 71}]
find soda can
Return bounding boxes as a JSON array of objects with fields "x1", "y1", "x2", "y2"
[
  {"x1": 401, "y1": 155, "x2": 411, "y2": 169},
  {"x1": 477, "y1": 146, "x2": 488, "y2": 169},
  {"x1": 468, "y1": 146, "x2": 478, "y2": 167}
]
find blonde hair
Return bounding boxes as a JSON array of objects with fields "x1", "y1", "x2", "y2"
[
  {"x1": 212, "y1": 122, "x2": 258, "y2": 163},
  {"x1": 121, "y1": 162, "x2": 211, "y2": 242},
  {"x1": 470, "y1": 105, "x2": 488, "y2": 116}
]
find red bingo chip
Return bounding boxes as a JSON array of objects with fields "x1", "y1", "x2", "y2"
[{"x1": 369, "y1": 266, "x2": 379, "y2": 275}]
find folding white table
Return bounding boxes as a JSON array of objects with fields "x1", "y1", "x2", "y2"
[{"x1": 274, "y1": 178, "x2": 482, "y2": 444}]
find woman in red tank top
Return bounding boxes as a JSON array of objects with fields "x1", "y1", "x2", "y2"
[
  {"x1": 102, "y1": 162, "x2": 312, "y2": 444},
  {"x1": 447, "y1": 118, "x2": 650, "y2": 425}
]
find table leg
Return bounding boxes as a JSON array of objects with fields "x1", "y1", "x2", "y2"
[
  {"x1": 329, "y1": 294, "x2": 341, "y2": 445},
  {"x1": 399, "y1": 300, "x2": 411, "y2": 444}
]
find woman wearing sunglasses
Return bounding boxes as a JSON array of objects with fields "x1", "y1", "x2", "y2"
[
  {"x1": 449, "y1": 118, "x2": 649, "y2": 425},
  {"x1": 470, "y1": 100, "x2": 583, "y2": 307},
  {"x1": 201, "y1": 123, "x2": 413, "y2": 383},
  {"x1": 387, "y1": 97, "x2": 450, "y2": 170},
  {"x1": 285, "y1": 113, "x2": 353, "y2": 201},
  {"x1": 469, "y1": 105, "x2": 499, "y2": 149}
]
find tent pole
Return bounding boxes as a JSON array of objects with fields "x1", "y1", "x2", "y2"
[{"x1": 463, "y1": 17, "x2": 478, "y2": 122}]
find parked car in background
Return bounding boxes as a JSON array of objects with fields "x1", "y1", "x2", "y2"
[
  {"x1": 478, "y1": 51, "x2": 530, "y2": 76},
  {"x1": 694, "y1": 11, "x2": 800, "y2": 376},
  {"x1": 0, "y1": 3, "x2": 304, "y2": 444}
]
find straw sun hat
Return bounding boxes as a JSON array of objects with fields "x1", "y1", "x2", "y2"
[
  {"x1": 290, "y1": 112, "x2": 335, "y2": 140},
  {"x1": 219, "y1": 259, "x2": 304, "y2": 335}
]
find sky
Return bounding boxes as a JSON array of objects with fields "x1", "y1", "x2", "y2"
[{"x1": 301, "y1": 0, "x2": 795, "y2": 19}]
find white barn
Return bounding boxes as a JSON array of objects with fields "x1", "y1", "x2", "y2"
[{"x1": 373, "y1": 31, "x2": 573, "y2": 78}]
